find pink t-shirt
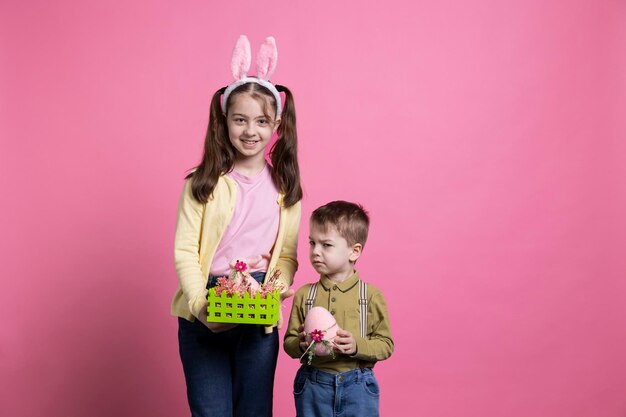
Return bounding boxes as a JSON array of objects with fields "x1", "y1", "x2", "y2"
[{"x1": 210, "y1": 165, "x2": 280, "y2": 276}]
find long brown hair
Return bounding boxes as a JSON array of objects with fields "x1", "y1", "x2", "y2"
[{"x1": 187, "y1": 81, "x2": 302, "y2": 207}]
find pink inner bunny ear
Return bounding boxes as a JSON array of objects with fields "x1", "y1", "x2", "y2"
[
  {"x1": 256, "y1": 36, "x2": 278, "y2": 80},
  {"x1": 231, "y1": 35, "x2": 251, "y2": 80}
]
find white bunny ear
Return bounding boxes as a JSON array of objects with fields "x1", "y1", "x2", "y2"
[
  {"x1": 230, "y1": 35, "x2": 251, "y2": 80},
  {"x1": 256, "y1": 36, "x2": 278, "y2": 80}
]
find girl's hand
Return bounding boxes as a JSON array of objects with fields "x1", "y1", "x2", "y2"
[
  {"x1": 333, "y1": 329, "x2": 357, "y2": 355},
  {"x1": 197, "y1": 309, "x2": 237, "y2": 333},
  {"x1": 277, "y1": 287, "x2": 295, "y2": 329},
  {"x1": 205, "y1": 322, "x2": 237, "y2": 333}
]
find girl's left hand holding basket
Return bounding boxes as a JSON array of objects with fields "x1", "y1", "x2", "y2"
[{"x1": 198, "y1": 308, "x2": 238, "y2": 333}]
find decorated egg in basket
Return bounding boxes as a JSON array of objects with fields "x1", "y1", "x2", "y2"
[{"x1": 230, "y1": 258, "x2": 262, "y2": 293}]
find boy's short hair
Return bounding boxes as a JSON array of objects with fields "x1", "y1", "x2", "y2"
[{"x1": 310, "y1": 201, "x2": 369, "y2": 247}]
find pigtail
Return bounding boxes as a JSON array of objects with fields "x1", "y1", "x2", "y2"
[
  {"x1": 187, "y1": 87, "x2": 235, "y2": 203},
  {"x1": 270, "y1": 85, "x2": 302, "y2": 207}
]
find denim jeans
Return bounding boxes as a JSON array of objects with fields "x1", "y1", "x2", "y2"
[
  {"x1": 178, "y1": 272, "x2": 278, "y2": 417},
  {"x1": 293, "y1": 365, "x2": 380, "y2": 417}
]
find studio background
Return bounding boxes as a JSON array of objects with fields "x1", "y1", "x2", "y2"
[{"x1": 1, "y1": 1, "x2": 625, "y2": 416}]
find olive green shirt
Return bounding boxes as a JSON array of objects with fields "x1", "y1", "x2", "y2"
[{"x1": 284, "y1": 270, "x2": 394, "y2": 374}]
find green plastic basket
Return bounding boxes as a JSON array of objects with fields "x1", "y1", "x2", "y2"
[{"x1": 206, "y1": 289, "x2": 281, "y2": 325}]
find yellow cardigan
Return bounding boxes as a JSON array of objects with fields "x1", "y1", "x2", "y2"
[{"x1": 171, "y1": 175, "x2": 301, "y2": 324}]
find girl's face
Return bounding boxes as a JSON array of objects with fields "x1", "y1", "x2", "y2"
[{"x1": 226, "y1": 93, "x2": 280, "y2": 167}]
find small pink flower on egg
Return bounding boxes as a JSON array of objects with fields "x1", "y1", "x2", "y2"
[{"x1": 310, "y1": 329, "x2": 324, "y2": 343}]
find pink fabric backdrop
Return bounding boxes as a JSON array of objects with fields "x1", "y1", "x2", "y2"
[{"x1": 2, "y1": 1, "x2": 625, "y2": 416}]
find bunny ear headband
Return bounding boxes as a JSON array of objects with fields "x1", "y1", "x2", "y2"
[{"x1": 221, "y1": 35, "x2": 282, "y2": 116}]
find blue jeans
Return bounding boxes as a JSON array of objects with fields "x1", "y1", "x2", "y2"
[
  {"x1": 178, "y1": 272, "x2": 278, "y2": 417},
  {"x1": 293, "y1": 365, "x2": 380, "y2": 417}
]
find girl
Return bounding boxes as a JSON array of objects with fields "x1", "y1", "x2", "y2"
[{"x1": 172, "y1": 36, "x2": 302, "y2": 417}]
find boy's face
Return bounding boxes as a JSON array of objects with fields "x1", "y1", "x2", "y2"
[{"x1": 309, "y1": 222, "x2": 362, "y2": 280}]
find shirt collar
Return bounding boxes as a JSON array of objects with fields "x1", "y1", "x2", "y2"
[{"x1": 319, "y1": 270, "x2": 360, "y2": 292}]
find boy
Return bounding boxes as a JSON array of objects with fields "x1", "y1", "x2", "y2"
[{"x1": 284, "y1": 201, "x2": 394, "y2": 417}]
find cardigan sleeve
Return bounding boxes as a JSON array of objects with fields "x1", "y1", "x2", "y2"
[{"x1": 173, "y1": 179, "x2": 208, "y2": 318}]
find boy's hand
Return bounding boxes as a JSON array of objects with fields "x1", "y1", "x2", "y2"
[
  {"x1": 333, "y1": 329, "x2": 357, "y2": 355},
  {"x1": 297, "y1": 324, "x2": 310, "y2": 352}
]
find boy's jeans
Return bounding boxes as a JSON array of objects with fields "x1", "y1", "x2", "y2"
[{"x1": 294, "y1": 365, "x2": 380, "y2": 417}]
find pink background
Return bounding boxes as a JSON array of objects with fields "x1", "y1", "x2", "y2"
[{"x1": 2, "y1": 1, "x2": 625, "y2": 416}]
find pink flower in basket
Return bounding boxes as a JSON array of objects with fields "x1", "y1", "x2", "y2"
[
  {"x1": 234, "y1": 260, "x2": 248, "y2": 272},
  {"x1": 214, "y1": 277, "x2": 236, "y2": 296}
]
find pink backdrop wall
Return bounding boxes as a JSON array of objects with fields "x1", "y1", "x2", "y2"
[{"x1": 2, "y1": 1, "x2": 625, "y2": 416}]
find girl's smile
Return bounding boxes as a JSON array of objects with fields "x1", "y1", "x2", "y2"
[{"x1": 240, "y1": 138, "x2": 261, "y2": 147}]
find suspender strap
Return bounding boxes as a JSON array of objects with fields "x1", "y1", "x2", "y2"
[
  {"x1": 305, "y1": 283, "x2": 318, "y2": 315},
  {"x1": 358, "y1": 280, "x2": 368, "y2": 338}
]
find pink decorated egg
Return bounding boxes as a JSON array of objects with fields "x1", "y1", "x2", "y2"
[{"x1": 304, "y1": 306, "x2": 341, "y2": 356}]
